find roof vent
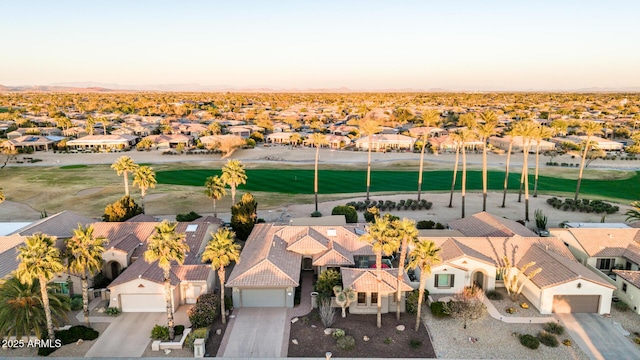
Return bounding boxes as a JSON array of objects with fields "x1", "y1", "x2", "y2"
[{"x1": 327, "y1": 229, "x2": 337, "y2": 237}]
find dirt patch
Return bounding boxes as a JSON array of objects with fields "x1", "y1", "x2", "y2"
[
  {"x1": 205, "y1": 314, "x2": 229, "y2": 357},
  {"x1": 287, "y1": 310, "x2": 435, "y2": 358}
]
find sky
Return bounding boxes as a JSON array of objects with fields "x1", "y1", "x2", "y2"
[{"x1": 2, "y1": 0, "x2": 640, "y2": 91}]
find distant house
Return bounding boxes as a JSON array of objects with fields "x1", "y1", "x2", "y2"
[
  {"x1": 2, "y1": 135, "x2": 60, "y2": 152},
  {"x1": 227, "y1": 126, "x2": 252, "y2": 138},
  {"x1": 489, "y1": 136, "x2": 556, "y2": 153},
  {"x1": 66, "y1": 134, "x2": 139, "y2": 151},
  {"x1": 302, "y1": 134, "x2": 351, "y2": 149},
  {"x1": 554, "y1": 136, "x2": 624, "y2": 151},
  {"x1": 428, "y1": 134, "x2": 484, "y2": 154},
  {"x1": 142, "y1": 134, "x2": 193, "y2": 149},
  {"x1": 354, "y1": 134, "x2": 415, "y2": 151},
  {"x1": 171, "y1": 122, "x2": 208, "y2": 138},
  {"x1": 266, "y1": 132, "x2": 297, "y2": 144},
  {"x1": 408, "y1": 127, "x2": 448, "y2": 139},
  {"x1": 199, "y1": 134, "x2": 243, "y2": 149}
]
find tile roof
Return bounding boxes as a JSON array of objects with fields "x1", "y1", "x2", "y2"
[
  {"x1": 613, "y1": 270, "x2": 640, "y2": 288},
  {"x1": 125, "y1": 214, "x2": 158, "y2": 222},
  {"x1": 92, "y1": 222, "x2": 158, "y2": 253},
  {"x1": 109, "y1": 257, "x2": 181, "y2": 288},
  {"x1": 313, "y1": 241, "x2": 355, "y2": 267},
  {"x1": 0, "y1": 235, "x2": 28, "y2": 279},
  {"x1": 448, "y1": 212, "x2": 538, "y2": 237},
  {"x1": 172, "y1": 265, "x2": 211, "y2": 281},
  {"x1": 623, "y1": 243, "x2": 640, "y2": 265},
  {"x1": 561, "y1": 228, "x2": 640, "y2": 257},
  {"x1": 341, "y1": 268, "x2": 413, "y2": 293},
  {"x1": 17, "y1": 211, "x2": 97, "y2": 238}
]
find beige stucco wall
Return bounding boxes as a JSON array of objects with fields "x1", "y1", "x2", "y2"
[
  {"x1": 348, "y1": 292, "x2": 404, "y2": 314},
  {"x1": 102, "y1": 249, "x2": 129, "y2": 278},
  {"x1": 50, "y1": 272, "x2": 89, "y2": 297},
  {"x1": 421, "y1": 257, "x2": 497, "y2": 295},
  {"x1": 109, "y1": 278, "x2": 179, "y2": 311},
  {"x1": 522, "y1": 278, "x2": 613, "y2": 314},
  {"x1": 614, "y1": 277, "x2": 640, "y2": 314}
]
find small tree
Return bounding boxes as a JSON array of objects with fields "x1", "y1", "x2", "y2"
[
  {"x1": 315, "y1": 269, "x2": 341, "y2": 301},
  {"x1": 230, "y1": 192, "x2": 257, "y2": 241},
  {"x1": 500, "y1": 256, "x2": 542, "y2": 301},
  {"x1": 534, "y1": 209, "x2": 547, "y2": 231},
  {"x1": 443, "y1": 285, "x2": 487, "y2": 329},
  {"x1": 103, "y1": 195, "x2": 143, "y2": 222},
  {"x1": 333, "y1": 285, "x2": 357, "y2": 318},
  {"x1": 331, "y1": 205, "x2": 358, "y2": 223}
]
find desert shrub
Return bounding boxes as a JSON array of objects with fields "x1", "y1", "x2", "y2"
[
  {"x1": 409, "y1": 339, "x2": 422, "y2": 350},
  {"x1": 186, "y1": 328, "x2": 209, "y2": 351},
  {"x1": 485, "y1": 290, "x2": 503, "y2": 300},
  {"x1": 405, "y1": 290, "x2": 424, "y2": 315},
  {"x1": 537, "y1": 331, "x2": 559, "y2": 347},
  {"x1": 188, "y1": 293, "x2": 220, "y2": 328},
  {"x1": 314, "y1": 269, "x2": 341, "y2": 300},
  {"x1": 70, "y1": 295, "x2": 83, "y2": 311},
  {"x1": 543, "y1": 322, "x2": 564, "y2": 335},
  {"x1": 319, "y1": 299, "x2": 336, "y2": 328},
  {"x1": 332, "y1": 328, "x2": 345, "y2": 339},
  {"x1": 546, "y1": 197, "x2": 619, "y2": 214},
  {"x1": 151, "y1": 325, "x2": 170, "y2": 341},
  {"x1": 562, "y1": 339, "x2": 572, "y2": 346},
  {"x1": 520, "y1": 334, "x2": 540, "y2": 349},
  {"x1": 430, "y1": 301, "x2": 449, "y2": 317},
  {"x1": 506, "y1": 307, "x2": 517, "y2": 314},
  {"x1": 311, "y1": 211, "x2": 322, "y2": 217},
  {"x1": 336, "y1": 335, "x2": 355, "y2": 351},
  {"x1": 105, "y1": 307, "x2": 121, "y2": 316},
  {"x1": 174, "y1": 325, "x2": 185, "y2": 336},
  {"x1": 417, "y1": 220, "x2": 435, "y2": 229},
  {"x1": 176, "y1": 211, "x2": 202, "y2": 222},
  {"x1": 102, "y1": 195, "x2": 143, "y2": 222},
  {"x1": 614, "y1": 300, "x2": 629, "y2": 312},
  {"x1": 331, "y1": 205, "x2": 358, "y2": 223}
]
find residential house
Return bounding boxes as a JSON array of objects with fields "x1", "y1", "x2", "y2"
[
  {"x1": 341, "y1": 268, "x2": 412, "y2": 314},
  {"x1": 488, "y1": 135, "x2": 556, "y2": 153},
  {"x1": 99, "y1": 221, "x2": 218, "y2": 312},
  {"x1": 2, "y1": 135, "x2": 60, "y2": 152},
  {"x1": 427, "y1": 134, "x2": 484, "y2": 154},
  {"x1": 142, "y1": 134, "x2": 193, "y2": 149},
  {"x1": 227, "y1": 126, "x2": 252, "y2": 138},
  {"x1": 199, "y1": 134, "x2": 243, "y2": 149},
  {"x1": 408, "y1": 127, "x2": 448, "y2": 139},
  {"x1": 553, "y1": 136, "x2": 624, "y2": 152},
  {"x1": 266, "y1": 132, "x2": 297, "y2": 144},
  {"x1": 448, "y1": 212, "x2": 538, "y2": 237},
  {"x1": 171, "y1": 122, "x2": 208, "y2": 138},
  {"x1": 354, "y1": 134, "x2": 415, "y2": 151},
  {"x1": 302, "y1": 134, "x2": 351, "y2": 149},
  {"x1": 66, "y1": 134, "x2": 139, "y2": 151}
]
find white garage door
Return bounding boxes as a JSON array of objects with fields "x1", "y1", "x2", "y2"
[
  {"x1": 553, "y1": 295, "x2": 600, "y2": 313},
  {"x1": 241, "y1": 289, "x2": 285, "y2": 307},
  {"x1": 121, "y1": 294, "x2": 166, "y2": 312}
]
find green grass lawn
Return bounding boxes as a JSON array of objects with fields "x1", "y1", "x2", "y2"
[{"x1": 155, "y1": 169, "x2": 640, "y2": 202}]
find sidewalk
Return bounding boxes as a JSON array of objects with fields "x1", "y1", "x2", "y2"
[
  {"x1": 282, "y1": 271, "x2": 315, "y2": 357},
  {"x1": 75, "y1": 298, "x2": 116, "y2": 323}
]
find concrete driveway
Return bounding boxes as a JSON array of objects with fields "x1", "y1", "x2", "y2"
[
  {"x1": 220, "y1": 308, "x2": 288, "y2": 358},
  {"x1": 85, "y1": 312, "x2": 166, "y2": 358},
  {"x1": 556, "y1": 313, "x2": 640, "y2": 360}
]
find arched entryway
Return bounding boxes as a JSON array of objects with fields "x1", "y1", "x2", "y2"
[
  {"x1": 302, "y1": 257, "x2": 313, "y2": 271},
  {"x1": 472, "y1": 270, "x2": 486, "y2": 289},
  {"x1": 107, "y1": 261, "x2": 122, "y2": 280}
]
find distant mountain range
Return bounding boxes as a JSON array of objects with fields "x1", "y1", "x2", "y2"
[{"x1": 0, "y1": 82, "x2": 639, "y2": 93}]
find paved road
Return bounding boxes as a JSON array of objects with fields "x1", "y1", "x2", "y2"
[
  {"x1": 221, "y1": 308, "x2": 288, "y2": 358},
  {"x1": 556, "y1": 313, "x2": 640, "y2": 360},
  {"x1": 85, "y1": 312, "x2": 166, "y2": 358}
]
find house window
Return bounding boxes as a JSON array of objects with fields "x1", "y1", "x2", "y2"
[
  {"x1": 371, "y1": 292, "x2": 378, "y2": 304},
  {"x1": 435, "y1": 274, "x2": 454, "y2": 288},
  {"x1": 51, "y1": 282, "x2": 69, "y2": 295},
  {"x1": 357, "y1": 292, "x2": 366, "y2": 305},
  {"x1": 623, "y1": 283, "x2": 628, "y2": 293},
  {"x1": 596, "y1": 258, "x2": 614, "y2": 270}
]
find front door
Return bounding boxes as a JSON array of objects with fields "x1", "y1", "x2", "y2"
[
  {"x1": 302, "y1": 257, "x2": 313, "y2": 270},
  {"x1": 473, "y1": 271, "x2": 484, "y2": 289}
]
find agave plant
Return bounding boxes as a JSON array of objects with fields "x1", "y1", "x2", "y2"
[{"x1": 333, "y1": 285, "x2": 357, "y2": 318}]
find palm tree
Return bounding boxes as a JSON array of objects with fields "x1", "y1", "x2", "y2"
[
  {"x1": 309, "y1": 133, "x2": 328, "y2": 212},
  {"x1": 448, "y1": 132, "x2": 461, "y2": 208},
  {"x1": 111, "y1": 156, "x2": 139, "y2": 196},
  {"x1": 360, "y1": 215, "x2": 399, "y2": 328},
  {"x1": 289, "y1": 133, "x2": 301, "y2": 149},
  {"x1": 85, "y1": 116, "x2": 96, "y2": 135},
  {"x1": 575, "y1": 121, "x2": 603, "y2": 201},
  {"x1": 144, "y1": 221, "x2": 190, "y2": 340},
  {"x1": 501, "y1": 124, "x2": 520, "y2": 208},
  {"x1": 476, "y1": 116, "x2": 499, "y2": 212},
  {"x1": 133, "y1": 165, "x2": 157, "y2": 213},
  {"x1": 532, "y1": 125, "x2": 555, "y2": 197},
  {"x1": 417, "y1": 110, "x2": 440, "y2": 201},
  {"x1": 406, "y1": 240, "x2": 441, "y2": 331},
  {"x1": 516, "y1": 121, "x2": 537, "y2": 221},
  {"x1": 394, "y1": 218, "x2": 418, "y2": 320},
  {"x1": 221, "y1": 159, "x2": 247, "y2": 205},
  {"x1": 204, "y1": 175, "x2": 227, "y2": 217},
  {"x1": 625, "y1": 201, "x2": 640, "y2": 223},
  {"x1": 65, "y1": 224, "x2": 107, "y2": 326},
  {"x1": 457, "y1": 129, "x2": 476, "y2": 218},
  {"x1": 15, "y1": 233, "x2": 65, "y2": 341},
  {"x1": 359, "y1": 115, "x2": 382, "y2": 201},
  {"x1": 0, "y1": 276, "x2": 70, "y2": 339},
  {"x1": 201, "y1": 227, "x2": 241, "y2": 325}
]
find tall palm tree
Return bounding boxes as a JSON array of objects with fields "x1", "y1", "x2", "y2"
[
  {"x1": 625, "y1": 201, "x2": 640, "y2": 223},
  {"x1": 575, "y1": 121, "x2": 603, "y2": 201},
  {"x1": 85, "y1": 115, "x2": 96, "y2": 135},
  {"x1": 133, "y1": 165, "x2": 157, "y2": 213},
  {"x1": 144, "y1": 221, "x2": 190, "y2": 340},
  {"x1": 201, "y1": 227, "x2": 241, "y2": 325},
  {"x1": 448, "y1": 132, "x2": 461, "y2": 208},
  {"x1": 289, "y1": 133, "x2": 301, "y2": 149},
  {"x1": 309, "y1": 133, "x2": 328, "y2": 212},
  {"x1": 457, "y1": 128, "x2": 476, "y2": 218},
  {"x1": 360, "y1": 215, "x2": 399, "y2": 328},
  {"x1": 111, "y1": 156, "x2": 138, "y2": 196},
  {"x1": 406, "y1": 240, "x2": 441, "y2": 331},
  {"x1": 532, "y1": 125, "x2": 555, "y2": 197},
  {"x1": 204, "y1": 175, "x2": 227, "y2": 217},
  {"x1": 0, "y1": 276, "x2": 70, "y2": 339},
  {"x1": 476, "y1": 115, "x2": 499, "y2": 212},
  {"x1": 517, "y1": 121, "x2": 538, "y2": 221},
  {"x1": 417, "y1": 110, "x2": 440, "y2": 201},
  {"x1": 393, "y1": 218, "x2": 418, "y2": 320},
  {"x1": 16, "y1": 233, "x2": 65, "y2": 341},
  {"x1": 65, "y1": 224, "x2": 107, "y2": 326},
  {"x1": 359, "y1": 115, "x2": 382, "y2": 201},
  {"x1": 221, "y1": 159, "x2": 247, "y2": 205},
  {"x1": 501, "y1": 124, "x2": 520, "y2": 208}
]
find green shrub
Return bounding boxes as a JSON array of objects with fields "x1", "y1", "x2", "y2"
[
  {"x1": 40, "y1": 325, "x2": 101, "y2": 355},
  {"x1": 151, "y1": 325, "x2": 170, "y2": 341},
  {"x1": 383, "y1": 337, "x2": 393, "y2": 344},
  {"x1": 520, "y1": 334, "x2": 540, "y2": 349},
  {"x1": 417, "y1": 220, "x2": 435, "y2": 229},
  {"x1": 176, "y1": 211, "x2": 202, "y2": 222},
  {"x1": 332, "y1": 328, "x2": 345, "y2": 339},
  {"x1": 614, "y1": 300, "x2": 629, "y2": 312},
  {"x1": 543, "y1": 322, "x2": 564, "y2": 335},
  {"x1": 485, "y1": 290, "x2": 503, "y2": 300},
  {"x1": 70, "y1": 295, "x2": 83, "y2": 311},
  {"x1": 105, "y1": 307, "x2": 121, "y2": 316},
  {"x1": 331, "y1": 205, "x2": 358, "y2": 223},
  {"x1": 188, "y1": 293, "x2": 220, "y2": 328},
  {"x1": 430, "y1": 301, "x2": 449, "y2": 317},
  {"x1": 224, "y1": 296, "x2": 234, "y2": 311},
  {"x1": 311, "y1": 211, "x2": 322, "y2": 217},
  {"x1": 314, "y1": 269, "x2": 341, "y2": 300},
  {"x1": 406, "y1": 290, "x2": 425, "y2": 315},
  {"x1": 336, "y1": 335, "x2": 356, "y2": 351},
  {"x1": 537, "y1": 331, "x2": 559, "y2": 347},
  {"x1": 174, "y1": 325, "x2": 185, "y2": 336},
  {"x1": 186, "y1": 328, "x2": 209, "y2": 351},
  {"x1": 409, "y1": 339, "x2": 422, "y2": 349}
]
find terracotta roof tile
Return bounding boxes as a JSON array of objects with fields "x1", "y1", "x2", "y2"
[
  {"x1": 18, "y1": 211, "x2": 97, "y2": 238},
  {"x1": 563, "y1": 228, "x2": 640, "y2": 257},
  {"x1": 341, "y1": 268, "x2": 412, "y2": 293},
  {"x1": 448, "y1": 212, "x2": 537, "y2": 237},
  {"x1": 613, "y1": 270, "x2": 640, "y2": 288},
  {"x1": 172, "y1": 265, "x2": 211, "y2": 281},
  {"x1": 313, "y1": 241, "x2": 355, "y2": 267},
  {"x1": 0, "y1": 235, "x2": 28, "y2": 279}
]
